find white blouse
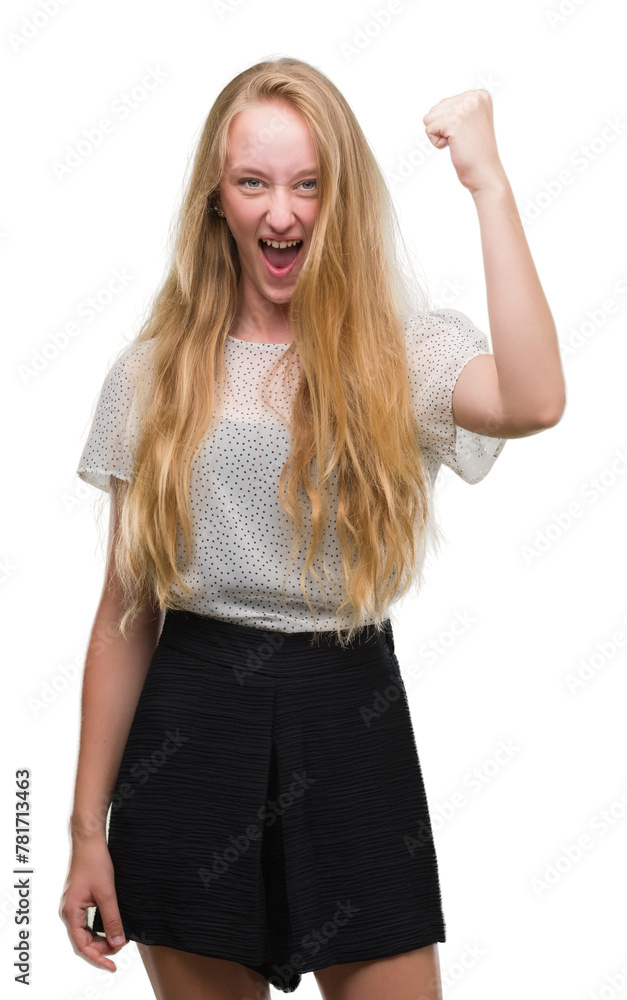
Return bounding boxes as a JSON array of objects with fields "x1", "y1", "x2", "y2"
[{"x1": 76, "y1": 309, "x2": 506, "y2": 632}]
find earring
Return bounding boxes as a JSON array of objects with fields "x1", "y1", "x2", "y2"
[{"x1": 214, "y1": 205, "x2": 224, "y2": 216}]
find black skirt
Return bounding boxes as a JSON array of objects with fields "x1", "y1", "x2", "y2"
[{"x1": 87, "y1": 609, "x2": 446, "y2": 993}]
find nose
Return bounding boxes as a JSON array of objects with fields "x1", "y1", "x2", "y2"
[{"x1": 263, "y1": 191, "x2": 298, "y2": 233}]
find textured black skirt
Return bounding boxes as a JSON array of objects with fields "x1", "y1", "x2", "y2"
[{"x1": 87, "y1": 609, "x2": 446, "y2": 993}]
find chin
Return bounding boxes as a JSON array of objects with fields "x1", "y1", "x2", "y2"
[
  {"x1": 257, "y1": 277, "x2": 294, "y2": 300},
  {"x1": 264, "y1": 290, "x2": 293, "y2": 304}
]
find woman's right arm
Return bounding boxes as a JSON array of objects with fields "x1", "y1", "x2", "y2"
[{"x1": 59, "y1": 476, "x2": 165, "y2": 972}]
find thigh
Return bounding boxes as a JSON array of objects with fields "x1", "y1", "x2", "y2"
[
  {"x1": 136, "y1": 942, "x2": 271, "y2": 1000},
  {"x1": 313, "y1": 943, "x2": 443, "y2": 1000}
]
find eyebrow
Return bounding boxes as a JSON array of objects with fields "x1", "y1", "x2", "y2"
[{"x1": 228, "y1": 165, "x2": 318, "y2": 178}]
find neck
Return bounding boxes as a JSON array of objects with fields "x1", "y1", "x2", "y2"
[{"x1": 230, "y1": 277, "x2": 294, "y2": 344}]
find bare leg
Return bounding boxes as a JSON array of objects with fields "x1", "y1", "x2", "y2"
[
  {"x1": 314, "y1": 943, "x2": 443, "y2": 1000},
  {"x1": 136, "y1": 942, "x2": 271, "y2": 1000}
]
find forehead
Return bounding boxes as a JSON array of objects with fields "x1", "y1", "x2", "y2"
[{"x1": 226, "y1": 102, "x2": 317, "y2": 176}]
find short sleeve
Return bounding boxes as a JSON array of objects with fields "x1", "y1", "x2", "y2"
[
  {"x1": 403, "y1": 308, "x2": 507, "y2": 485},
  {"x1": 76, "y1": 340, "x2": 153, "y2": 493}
]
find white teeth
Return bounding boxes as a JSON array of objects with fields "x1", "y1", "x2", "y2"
[{"x1": 260, "y1": 238, "x2": 302, "y2": 248}]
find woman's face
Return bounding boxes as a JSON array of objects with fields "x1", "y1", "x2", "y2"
[{"x1": 216, "y1": 100, "x2": 319, "y2": 307}]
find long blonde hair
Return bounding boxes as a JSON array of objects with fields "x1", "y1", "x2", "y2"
[{"x1": 101, "y1": 56, "x2": 442, "y2": 645}]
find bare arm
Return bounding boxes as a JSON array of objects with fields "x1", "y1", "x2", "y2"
[
  {"x1": 451, "y1": 178, "x2": 566, "y2": 439},
  {"x1": 60, "y1": 476, "x2": 164, "y2": 971},
  {"x1": 69, "y1": 476, "x2": 164, "y2": 840},
  {"x1": 423, "y1": 89, "x2": 566, "y2": 439}
]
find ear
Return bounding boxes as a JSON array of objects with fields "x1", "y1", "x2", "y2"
[{"x1": 208, "y1": 192, "x2": 222, "y2": 215}]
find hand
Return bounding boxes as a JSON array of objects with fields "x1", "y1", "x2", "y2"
[
  {"x1": 58, "y1": 837, "x2": 127, "y2": 972},
  {"x1": 423, "y1": 89, "x2": 507, "y2": 195}
]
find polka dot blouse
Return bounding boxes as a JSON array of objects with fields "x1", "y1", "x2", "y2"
[{"x1": 76, "y1": 309, "x2": 506, "y2": 631}]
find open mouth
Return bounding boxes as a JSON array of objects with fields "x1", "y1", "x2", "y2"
[{"x1": 258, "y1": 238, "x2": 303, "y2": 277}]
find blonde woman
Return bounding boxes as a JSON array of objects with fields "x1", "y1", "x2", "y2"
[{"x1": 59, "y1": 57, "x2": 565, "y2": 1000}]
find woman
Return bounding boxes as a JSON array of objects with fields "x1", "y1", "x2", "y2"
[{"x1": 59, "y1": 57, "x2": 565, "y2": 1000}]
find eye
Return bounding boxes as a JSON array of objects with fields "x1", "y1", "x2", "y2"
[{"x1": 237, "y1": 178, "x2": 317, "y2": 191}]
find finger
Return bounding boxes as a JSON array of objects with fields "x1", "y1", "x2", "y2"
[
  {"x1": 96, "y1": 891, "x2": 127, "y2": 950},
  {"x1": 70, "y1": 923, "x2": 125, "y2": 972},
  {"x1": 62, "y1": 896, "x2": 126, "y2": 970}
]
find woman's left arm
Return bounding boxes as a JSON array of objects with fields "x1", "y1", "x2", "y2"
[{"x1": 423, "y1": 89, "x2": 567, "y2": 439}]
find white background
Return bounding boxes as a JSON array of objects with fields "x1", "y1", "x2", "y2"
[{"x1": 2, "y1": 0, "x2": 626, "y2": 997}]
